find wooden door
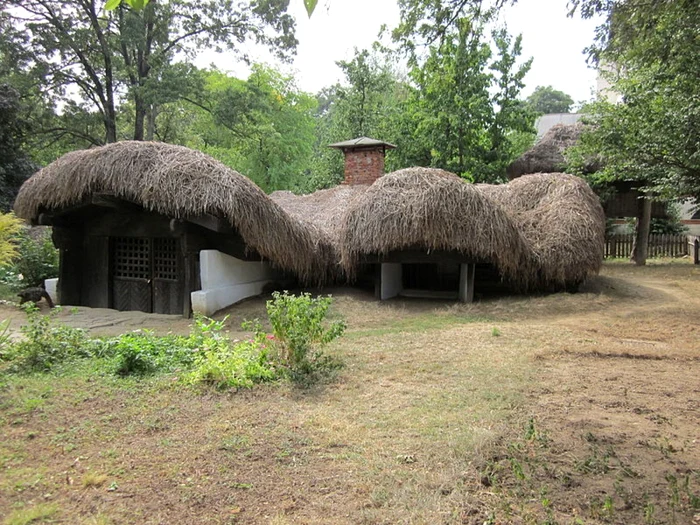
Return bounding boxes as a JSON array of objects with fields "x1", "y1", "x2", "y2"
[
  {"x1": 112, "y1": 237, "x2": 152, "y2": 312},
  {"x1": 111, "y1": 237, "x2": 184, "y2": 314},
  {"x1": 152, "y1": 238, "x2": 183, "y2": 314}
]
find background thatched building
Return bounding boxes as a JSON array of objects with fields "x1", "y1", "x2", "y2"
[{"x1": 507, "y1": 123, "x2": 668, "y2": 220}]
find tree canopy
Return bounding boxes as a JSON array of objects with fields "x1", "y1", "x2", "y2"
[
  {"x1": 569, "y1": 0, "x2": 700, "y2": 202},
  {"x1": 526, "y1": 85, "x2": 574, "y2": 114},
  {"x1": 0, "y1": 0, "x2": 297, "y2": 145}
]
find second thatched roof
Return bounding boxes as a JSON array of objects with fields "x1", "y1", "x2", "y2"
[
  {"x1": 507, "y1": 123, "x2": 587, "y2": 179},
  {"x1": 338, "y1": 168, "x2": 531, "y2": 280},
  {"x1": 13, "y1": 141, "x2": 332, "y2": 284}
]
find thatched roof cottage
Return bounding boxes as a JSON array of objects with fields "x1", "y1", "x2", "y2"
[
  {"x1": 14, "y1": 141, "x2": 332, "y2": 315},
  {"x1": 15, "y1": 139, "x2": 606, "y2": 315}
]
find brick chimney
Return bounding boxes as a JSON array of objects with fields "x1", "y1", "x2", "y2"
[{"x1": 329, "y1": 137, "x2": 397, "y2": 185}]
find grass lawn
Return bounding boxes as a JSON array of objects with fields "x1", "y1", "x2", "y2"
[{"x1": 1, "y1": 262, "x2": 699, "y2": 524}]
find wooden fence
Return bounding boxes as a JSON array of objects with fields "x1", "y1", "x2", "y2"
[{"x1": 604, "y1": 233, "x2": 690, "y2": 259}]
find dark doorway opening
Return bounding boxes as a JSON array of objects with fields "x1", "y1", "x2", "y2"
[{"x1": 402, "y1": 262, "x2": 460, "y2": 291}]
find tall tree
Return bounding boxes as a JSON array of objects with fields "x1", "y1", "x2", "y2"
[
  {"x1": 0, "y1": 0, "x2": 297, "y2": 145},
  {"x1": 569, "y1": 0, "x2": 700, "y2": 264},
  {"x1": 526, "y1": 85, "x2": 574, "y2": 114},
  {"x1": 310, "y1": 49, "x2": 408, "y2": 190},
  {"x1": 395, "y1": 19, "x2": 534, "y2": 182},
  {"x1": 0, "y1": 84, "x2": 38, "y2": 211}
]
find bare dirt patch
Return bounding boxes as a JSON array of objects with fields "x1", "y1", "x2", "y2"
[{"x1": 0, "y1": 262, "x2": 698, "y2": 524}]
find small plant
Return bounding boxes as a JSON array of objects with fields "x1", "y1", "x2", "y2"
[
  {"x1": 6, "y1": 305, "x2": 101, "y2": 372},
  {"x1": 491, "y1": 327, "x2": 501, "y2": 337},
  {"x1": 264, "y1": 291, "x2": 345, "y2": 385},
  {"x1": 106, "y1": 330, "x2": 193, "y2": 376},
  {"x1": 0, "y1": 212, "x2": 24, "y2": 267},
  {"x1": 183, "y1": 315, "x2": 277, "y2": 390}
]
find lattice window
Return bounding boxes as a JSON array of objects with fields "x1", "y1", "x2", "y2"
[
  {"x1": 113, "y1": 237, "x2": 150, "y2": 279},
  {"x1": 154, "y1": 238, "x2": 178, "y2": 281}
]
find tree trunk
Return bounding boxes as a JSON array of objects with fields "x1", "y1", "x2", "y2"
[
  {"x1": 146, "y1": 104, "x2": 157, "y2": 141},
  {"x1": 134, "y1": 92, "x2": 146, "y2": 141},
  {"x1": 104, "y1": 114, "x2": 118, "y2": 143},
  {"x1": 631, "y1": 197, "x2": 652, "y2": 265}
]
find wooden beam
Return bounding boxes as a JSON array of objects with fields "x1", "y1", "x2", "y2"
[{"x1": 185, "y1": 214, "x2": 234, "y2": 234}]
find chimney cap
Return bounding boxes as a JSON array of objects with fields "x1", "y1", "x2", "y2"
[{"x1": 328, "y1": 137, "x2": 397, "y2": 150}]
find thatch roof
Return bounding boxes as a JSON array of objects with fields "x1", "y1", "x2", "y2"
[
  {"x1": 337, "y1": 168, "x2": 605, "y2": 290},
  {"x1": 338, "y1": 168, "x2": 531, "y2": 281},
  {"x1": 479, "y1": 173, "x2": 606, "y2": 289},
  {"x1": 14, "y1": 141, "x2": 605, "y2": 293},
  {"x1": 507, "y1": 123, "x2": 587, "y2": 179},
  {"x1": 13, "y1": 141, "x2": 331, "y2": 284}
]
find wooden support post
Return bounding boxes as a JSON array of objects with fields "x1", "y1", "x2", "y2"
[{"x1": 459, "y1": 263, "x2": 476, "y2": 303}]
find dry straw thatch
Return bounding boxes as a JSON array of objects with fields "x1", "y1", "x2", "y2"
[
  {"x1": 13, "y1": 141, "x2": 331, "y2": 284},
  {"x1": 507, "y1": 123, "x2": 587, "y2": 179},
  {"x1": 478, "y1": 173, "x2": 606, "y2": 289},
  {"x1": 338, "y1": 168, "x2": 531, "y2": 281}
]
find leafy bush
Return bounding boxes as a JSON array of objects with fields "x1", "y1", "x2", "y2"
[
  {"x1": 264, "y1": 291, "x2": 345, "y2": 384},
  {"x1": 0, "y1": 213, "x2": 23, "y2": 267},
  {"x1": 1, "y1": 294, "x2": 347, "y2": 390},
  {"x1": 106, "y1": 331, "x2": 193, "y2": 377},
  {"x1": 5, "y1": 305, "x2": 101, "y2": 372},
  {"x1": 183, "y1": 316, "x2": 277, "y2": 389},
  {"x1": 11, "y1": 227, "x2": 59, "y2": 288}
]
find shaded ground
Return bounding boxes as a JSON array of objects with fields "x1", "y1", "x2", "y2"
[{"x1": 0, "y1": 261, "x2": 699, "y2": 524}]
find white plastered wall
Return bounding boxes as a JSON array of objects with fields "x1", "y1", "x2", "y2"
[
  {"x1": 191, "y1": 250, "x2": 276, "y2": 316},
  {"x1": 44, "y1": 278, "x2": 59, "y2": 305},
  {"x1": 380, "y1": 263, "x2": 402, "y2": 300}
]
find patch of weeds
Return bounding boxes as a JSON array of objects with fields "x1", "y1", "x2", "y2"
[
  {"x1": 82, "y1": 473, "x2": 108, "y2": 488},
  {"x1": 2, "y1": 503, "x2": 59, "y2": 525},
  {"x1": 575, "y1": 444, "x2": 613, "y2": 475},
  {"x1": 643, "y1": 496, "x2": 656, "y2": 524},
  {"x1": 184, "y1": 318, "x2": 276, "y2": 390},
  {"x1": 4, "y1": 305, "x2": 102, "y2": 372},
  {"x1": 491, "y1": 327, "x2": 501, "y2": 337},
  {"x1": 219, "y1": 435, "x2": 250, "y2": 452}
]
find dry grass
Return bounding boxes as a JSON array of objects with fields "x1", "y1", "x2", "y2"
[{"x1": 1, "y1": 262, "x2": 698, "y2": 524}]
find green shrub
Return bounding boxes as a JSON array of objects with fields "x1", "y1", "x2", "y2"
[
  {"x1": 264, "y1": 291, "x2": 346, "y2": 385},
  {"x1": 183, "y1": 316, "x2": 277, "y2": 389},
  {"x1": 6, "y1": 305, "x2": 101, "y2": 372},
  {"x1": 106, "y1": 331, "x2": 178, "y2": 376},
  {"x1": 13, "y1": 227, "x2": 59, "y2": 287},
  {"x1": 0, "y1": 213, "x2": 24, "y2": 267}
]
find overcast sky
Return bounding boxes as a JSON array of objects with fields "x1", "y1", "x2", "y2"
[{"x1": 199, "y1": 0, "x2": 603, "y2": 105}]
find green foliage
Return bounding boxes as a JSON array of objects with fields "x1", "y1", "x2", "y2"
[
  {"x1": 526, "y1": 85, "x2": 574, "y2": 114},
  {"x1": 106, "y1": 330, "x2": 193, "y2": 377},
  {"x1": 570, "y1": 0, "x2": 700, "y2": 202},
  {"x1": 395, "y1": 19, "x2": 535, "y2": 182},
  {"x1": 1, "y1": 226, "x2": 59, "y2": 289},
  {"x1": 309, "y1": 49, "x2": 407, "y2": 190},
  {"x1": 0, "y1": 85, "x2": 37, "y2": 211},
  {"x1": 170, "y1": 66, "x2": 316, "y2": 193},
  {"x1": 264, "y1": 291, "x2": 345, "y2": 384},
  {"x1": 0, "y1": 212, "x2": 23, "y2": 267},
  {"x1": 4, "y1": 306, "x2": 101, "y2": 372},
  {"x1": 1, "y1": 0, "x2": 297, "y2": 146},
  {"x1": 1, "y1": 290, "x2": 345, "y2": 391}
]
